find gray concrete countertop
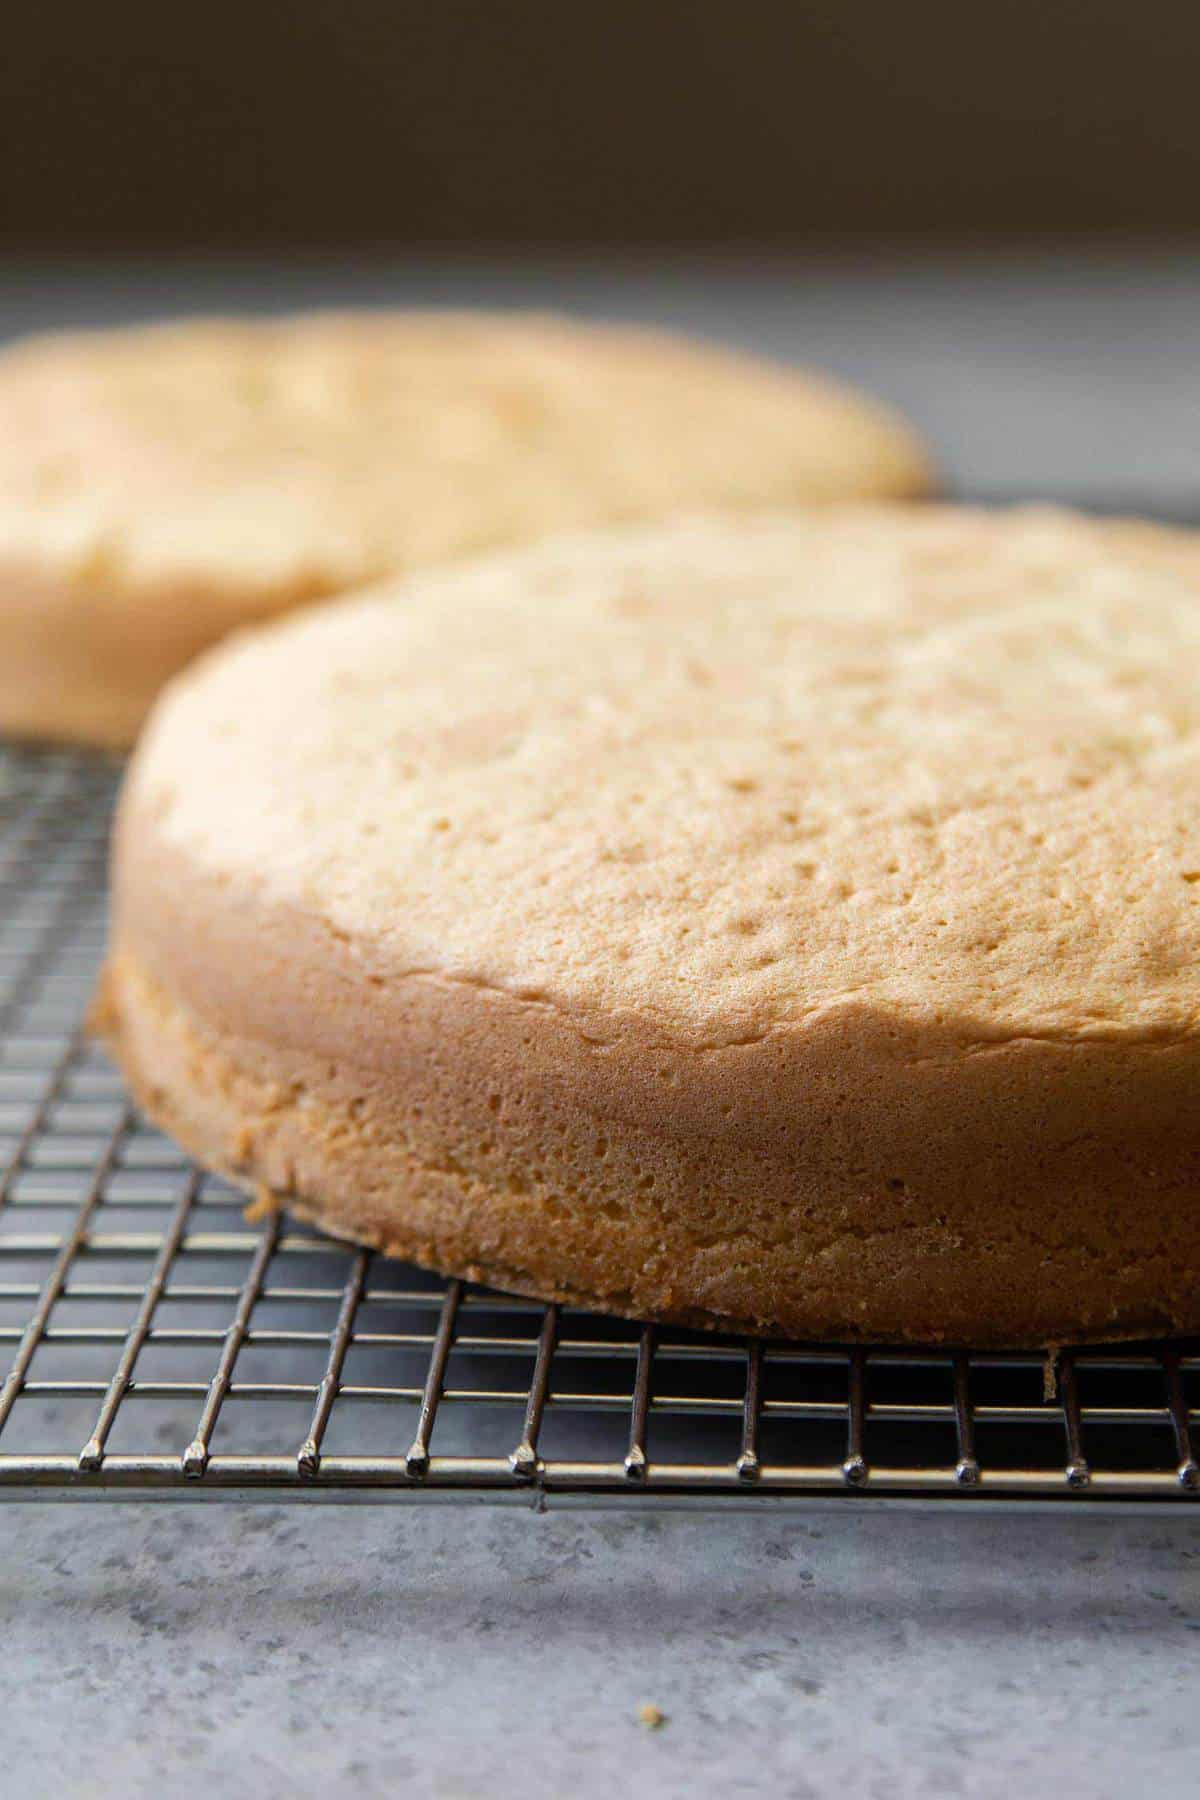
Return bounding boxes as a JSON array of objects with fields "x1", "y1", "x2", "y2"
[
  {"x1": 2, "y1": 1500, "x2": 1199, "y2": 1800},
  {"x1": 2, "y1": 251, "x2": 1200, "y2": 1797}
]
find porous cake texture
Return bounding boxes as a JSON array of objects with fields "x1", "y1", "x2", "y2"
[{"x1": 97, "y1": 508, "x2": 1200, "y2": 1343}]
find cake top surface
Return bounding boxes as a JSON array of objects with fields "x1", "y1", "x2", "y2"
[
  {"x1": 124, "y1": 507, "x2": 1200, "y2": 1049},
  {"x1": 0, "y1": 310, "x2": 927, "y2": 596}
]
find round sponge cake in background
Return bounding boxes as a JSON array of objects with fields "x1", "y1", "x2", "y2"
[
  {"x1": 0, "y1": 309, "x2": 930, "y2": 748},
  {"x1": 97, "y1": 506, "x2": 1200, "y2": 1345}
]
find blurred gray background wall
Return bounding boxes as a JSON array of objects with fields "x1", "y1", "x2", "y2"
[{"x1": 3, "y1": 0, "x2": 1198, "y2": 249}]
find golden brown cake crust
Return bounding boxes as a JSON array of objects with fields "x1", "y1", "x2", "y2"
[
  {"x1": 0, "y1": 310, "x2": 930, "y2": 748},
  {"x1": 98, "y1": 508, "x2": 1200, "y2": 1343}
]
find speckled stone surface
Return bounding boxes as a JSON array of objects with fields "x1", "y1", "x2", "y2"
[
  {"x1": 4, "y1": 254, "x2": 1200, "y2": 1798},
  {"x1": 3, "y1": 1502, "x2": 1199, "y2": 1799}
]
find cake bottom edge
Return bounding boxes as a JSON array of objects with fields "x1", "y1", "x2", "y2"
[{"x1": 92, "y1": 947, "x2": 1200, "y2": 1349}]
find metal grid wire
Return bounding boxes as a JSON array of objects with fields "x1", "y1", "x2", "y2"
[{"x1": 0, "y1": 747, "x2": 1197, "y2": 1507}]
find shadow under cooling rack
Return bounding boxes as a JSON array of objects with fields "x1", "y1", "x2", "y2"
[{"x1": 0, "y1": 746, "x2": 1198, "y2": 1508}]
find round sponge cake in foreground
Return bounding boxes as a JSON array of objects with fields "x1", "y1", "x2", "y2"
[
  {"x1": 0, "y1": 309, "x2": 930, "y2": 748},
  {"x1": 96, "y1": 507, "x2": 1200, "y2": 1344}
]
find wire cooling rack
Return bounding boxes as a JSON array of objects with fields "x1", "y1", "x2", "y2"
[{"x1": 0, "y1": 746, "x2": 1197, "y2": 1508}]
